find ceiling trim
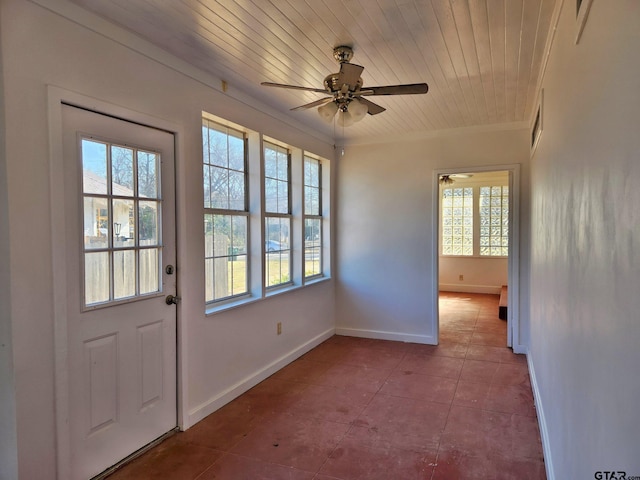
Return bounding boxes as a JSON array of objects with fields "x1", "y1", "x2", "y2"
[
  {"x1": 530, "y1": 0, "x2": 565, "y2": 126},
  {"x1": 342, "y1": 121, "x2": 529, "y2": 147}
]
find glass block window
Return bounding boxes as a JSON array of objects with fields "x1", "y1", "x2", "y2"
[
  {"x1": 441, "y1": 187, "x2": 473, "y2": 256},
  {"x1": 480, "y1": 186, "x2": 509, "y2": 256}
]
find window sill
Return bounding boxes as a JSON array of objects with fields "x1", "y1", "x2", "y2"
[
  {"x1": 205, "y1": 294, "x2": 260, "y2": 316},
  {"x1": 440, "y1": 255, "x2": 508, "y2": 259},
  {"x1": 205, "y1": 276, "x2": 332, "y2": 316},
  {"x1": 304, "y1": 275, "x2": 330, "y2": 287}
]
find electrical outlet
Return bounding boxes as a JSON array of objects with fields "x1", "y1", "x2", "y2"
[
  {"x1": 459, "y1": 274, "x2": 464, "y2": 281},
  {"x1": 277, "y1": 322, "x2": 282, "y2": 335}
]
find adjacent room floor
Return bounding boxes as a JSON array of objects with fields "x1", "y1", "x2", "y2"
[{"x1": 107, "y1": 293, "x2": 545, "y2": 479}]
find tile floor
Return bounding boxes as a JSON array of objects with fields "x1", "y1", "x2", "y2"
[{"x1": 107, "y1": 292, "x2": 545, "y2": 479}]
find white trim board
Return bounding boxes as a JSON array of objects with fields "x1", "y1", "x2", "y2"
[
  {"x1": 47, "y1": 86, "x2": 187, "y2": 480},
  {"x1": 527, "y1": 352, "x2": 555, "y2": 480},
  {"x1": 439, "y1": 284, "x2": 502, "y2": 295},
  {"x1": 345, "y1": 121, "x2": 529, "y2": 147},
  {"x1": 187, "y1": 327, "x2": 335, "y2": 426},
  {"x1": 432, "y1": 164, "x2": 522, "y2": 352},
  {"x1": 335, "y1": 327, "x2": 435, "y2": 345}
]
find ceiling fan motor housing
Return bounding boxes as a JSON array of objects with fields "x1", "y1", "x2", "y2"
[
  {"x1": 333, "y1": 45, "x2": 354, "y2": 63},
  {"x1": 324, "y1": 73, "x2": 362, "y2": 93}
]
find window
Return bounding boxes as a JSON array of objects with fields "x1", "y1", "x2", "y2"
[
  {"x1": 304, "y1": 156, "x2": 322, "y2": 278},
  {"x1": 479, "y1": 186, "x2": 509, "y2": 256},
  {"x1": 203, "y1": 119, "x2": 249, "y2": 303},
  {"x1": 201, "y1": 112, "x2": 331, "y2": 311},
  {"x1": 441, "y1": 180, "x2": 509, "y2": 257},
  {"x1": 264, "y1": 141, "x2": 291, "y2": 288},
  {"x1": 441, "y1": 187, "x2": 473, "y2": 256},
  {"x1": 81, "y1": 138, "x2": 162, "y2": 307}
]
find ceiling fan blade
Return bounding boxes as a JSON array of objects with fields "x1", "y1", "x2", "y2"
[
  {"x1": 261, "y1": 82, "x2": 327, "y2": 94},
  {"x1": 450, "y1": 173, "x2": 473, "y2": 179},
  {"x1": 357, "y1": 97, "x2": 386, "y2": 115},
  {"x1": 291, "y1": 97, "x2": 334, "y2": 111},
  {"x1": 359, "y1": 83, "x2": 429, "y2": 96},
  {"x1": 337, "y1": 63, "x2": 364, "y2": 89}
]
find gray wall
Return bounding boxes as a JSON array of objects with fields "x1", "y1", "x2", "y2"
[
  {"x1": 0, "y1": 2, "x2": 19, "y2": 475},
  {"x1": 529, "y1": 1, "x2": 640, "y2": 477}
]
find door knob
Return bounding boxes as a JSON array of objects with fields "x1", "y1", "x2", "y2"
[{"x1": 165, "y1": 295, "x2": 181, "y2": 305}]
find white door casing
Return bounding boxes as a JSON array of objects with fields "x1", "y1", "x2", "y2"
[
  {"x1": 432, "y1": 164, "x2": 521, "y2": 352},
  {"x1": 62, "y1": 105, "x2": 177, "y2": 480}
]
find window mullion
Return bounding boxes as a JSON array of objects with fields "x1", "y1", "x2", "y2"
[{"x1": 474, "y1": 185, "x2": 480, "y2": 256}]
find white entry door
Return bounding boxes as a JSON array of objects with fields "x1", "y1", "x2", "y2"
[{"x1": 62, "y1": 105, "x2": 177, "y2": 480}]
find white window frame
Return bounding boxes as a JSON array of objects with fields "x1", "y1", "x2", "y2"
[
  {"x1": 263, "y1": 140, "x2": 293, "y2": 289},
  {"x1": 202, "y1": 112, "x2": 331, "y2": 314},
  {"x1": 303, "y1": 155, "x2": 323, "y2": 280},
  {"x1": 202, "y1": 118, "x2": 250, "y2": 304}
]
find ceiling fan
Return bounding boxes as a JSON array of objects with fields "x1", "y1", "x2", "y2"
[
  {"x1": 439, "y1": 173, "x2": 473, "y2": 185},
  {"x1": 261, "y1": 46, "x2": 428, "y2": 127}
]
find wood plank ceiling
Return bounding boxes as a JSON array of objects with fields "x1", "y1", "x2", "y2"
[{"x1": 68, "y1": 0, "x2": 558, "y2": 142}]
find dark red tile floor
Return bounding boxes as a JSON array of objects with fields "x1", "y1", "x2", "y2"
[{"x1": 107, "y1": 292, "x2": 545, "y2": 479}]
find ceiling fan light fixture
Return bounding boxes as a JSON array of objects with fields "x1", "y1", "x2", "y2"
[
  {"x1": 349, "y1": 98, "x2": 368, "y2": 122},
  {"x1": 336, "y1": 108, "x2": 355, "y2": 127},
  {"x1": 318, "y1": 101, "x2": 338, "y2": 123}
]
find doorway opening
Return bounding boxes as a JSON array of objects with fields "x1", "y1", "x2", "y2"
[{"x1": 431, "y1": 166, "x2": 521, "y2": 352}]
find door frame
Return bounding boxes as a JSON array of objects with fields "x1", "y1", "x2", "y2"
[
  {"x1": 430, "y1": 163, "x2": 523, "y2": 352},
  {"x1": 47, "y1": 87, "x2": 186, "y2": 479}
]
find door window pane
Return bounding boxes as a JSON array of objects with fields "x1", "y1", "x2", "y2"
[
  {"x1": 139, "y1": 201, "x2": 159, "y2": 246},
  {"x1": 85, "y1": 251, "x2": 110, "y2": 304},
  {"x1": 84, "y1": 196, "x2": 109, "y2": 249},
  {"x1": 113, "y1": 198, "x2": 135, "y2": 248},
  {"x1": 82, "y1": 140, "x2": 108, "y2": 195},
  {"x1": 111, "y1": 146, "x2": 134, "y2": 195},
  {"x1": 113, "y1": 249, "x2": 136, "y2": 299},
  {"x1": 139, "y1": 248, "x2": 159, "y2": 295},
  {"x1": 137, "y1": 151, "x2": 159, "y2": 198},
  {"x1": 81, "y1": 136, "x2": 163, "y2": 307}
]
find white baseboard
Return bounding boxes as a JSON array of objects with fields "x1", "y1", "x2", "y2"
[
  {"x1": 527, "y1": 350, "x2": 555, "y2": 480},
  {"x1": 186, "y1": 327, "x2": 335, "y2": 428},
  {"x1": 335, "y1": 327, "x2": 436, "y2": 345},
  {"x1": 512, "y1": 343, "x2": 528, "y2": 355},
  {"x1": 439, "y1": 284, "x2": 502, "y2": 294}
]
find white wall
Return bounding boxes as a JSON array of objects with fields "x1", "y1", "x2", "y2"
[
  {"x1": 1, "y1": 0, "x2": 335, "y2": 477},
  {"x1": 439, "y1": 257, "x2": 507, "y2": 294},
  {"x1": 336, "y1": 127, "x2": 530, "y2": 344},
  {"x1": 529, "y1": 0, "x2": 640, "y2": 478}
]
